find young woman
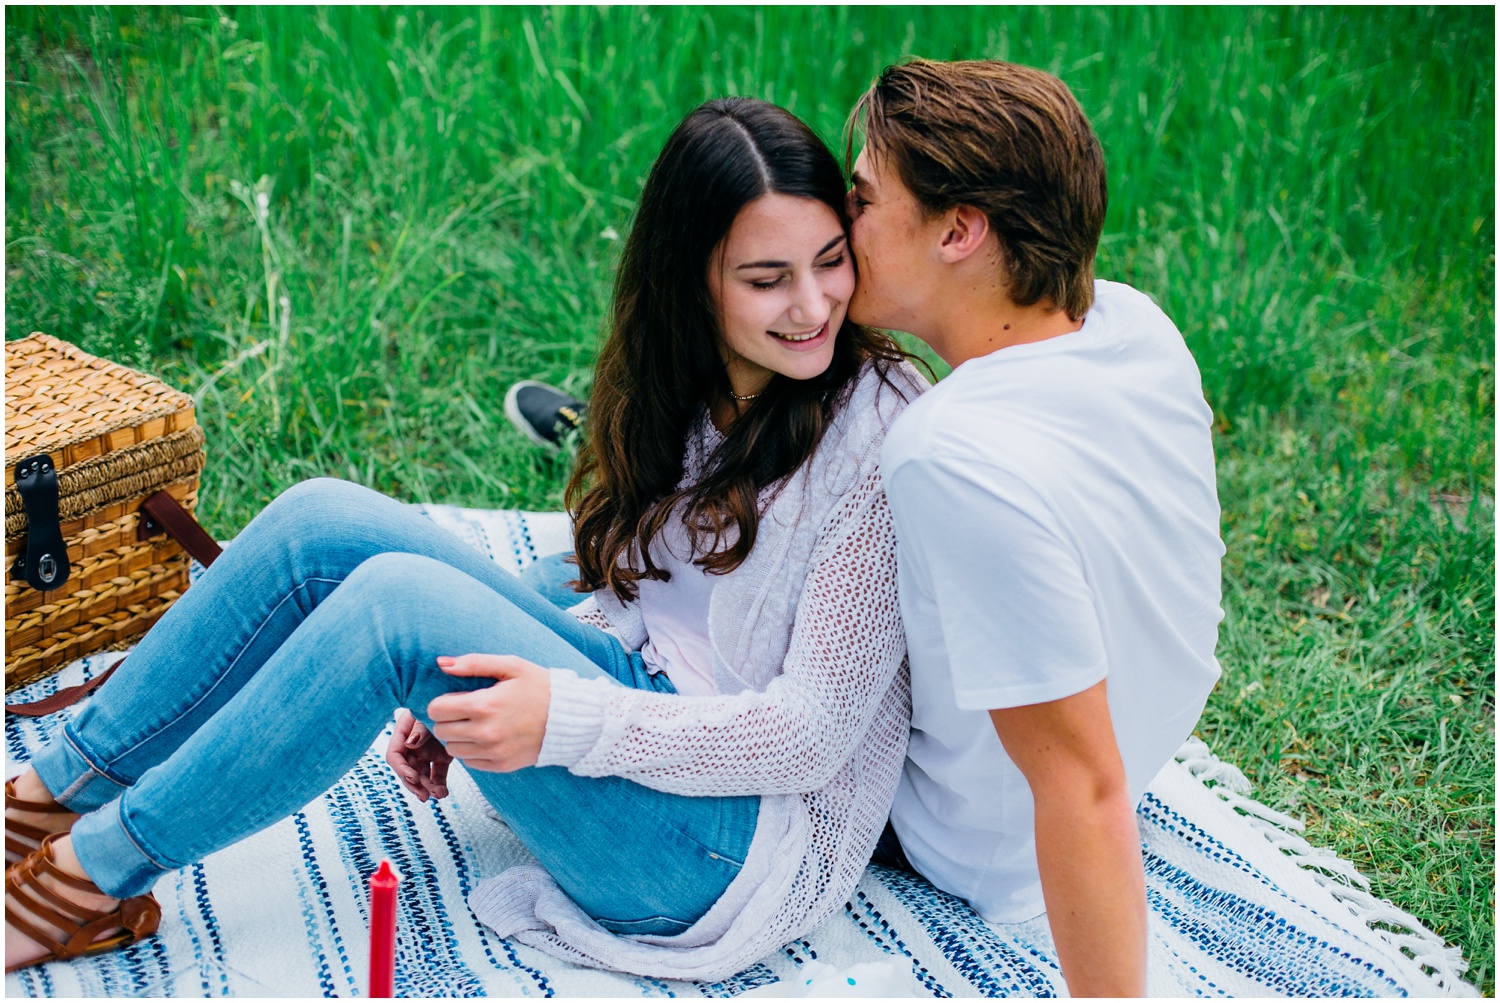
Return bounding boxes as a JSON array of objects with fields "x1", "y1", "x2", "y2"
[{"x1": 4, "y1": 98, "x2": 925, "y2": 980}]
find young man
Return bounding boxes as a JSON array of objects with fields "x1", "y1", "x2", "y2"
[{"x1": 846, "y1": 60, "x2": 1225, "y2": 996}]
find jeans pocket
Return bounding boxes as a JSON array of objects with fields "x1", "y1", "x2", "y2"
[{"x1": 594, "y1": 914, "x2": 696, "y2": 937}]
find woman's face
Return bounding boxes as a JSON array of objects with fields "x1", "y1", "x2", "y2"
[{"x1": 708, "y1": 193, "x2": 855, "y2": 398}]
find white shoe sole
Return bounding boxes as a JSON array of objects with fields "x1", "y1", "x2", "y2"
[{"x1": 505, "y1": 380, "x2": 567, "y2": 449}]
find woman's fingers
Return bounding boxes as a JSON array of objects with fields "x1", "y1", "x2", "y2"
[
  {"x1": 425, "y1": 655, "x2": 551, "y2": 772},
  {"x1": 437, "y1": 654, "x2": 541, "y2": 681},
  {"x1": 421, "y1": 763, "x2": 449, "y2": 799},
  {"x1": 387, "y1": 708, "x2": 447, "y2": 800},
  {"x1": 385, "y1": 729, "x2": 413, "y2": 775},
  {"x1": 433, "y1": 736, "x2": 536, "y2": 773},
  {"x1": 391, "y1": 761, "x2": 428, "y2": 800},
  {"x1": 392, "y1": 756, "x2": 420, "y2": 784}
]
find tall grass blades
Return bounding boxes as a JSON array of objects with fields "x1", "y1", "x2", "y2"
[{"x1": 6, "y1": 6, "x2": 1493, "y2": 991}]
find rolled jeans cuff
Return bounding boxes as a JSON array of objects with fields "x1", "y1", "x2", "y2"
[
  {"x1": 70, "y1": 797, "x2": 173, "y2": 898},
  {"x1": 29, "y1": 724, "x2": 132, "y2": 813}
]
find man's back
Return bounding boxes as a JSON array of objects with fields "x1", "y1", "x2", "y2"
[{"x1": 882, "y1": 279, "x2": 1224, "y2": 922}]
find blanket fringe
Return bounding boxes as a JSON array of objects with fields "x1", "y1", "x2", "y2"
[{"x1": 1173, "y1": 736, "x2": 1476, "y2": 997}]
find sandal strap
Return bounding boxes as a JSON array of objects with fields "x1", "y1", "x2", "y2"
[
  {"x1": 8, "y1": 817, "x2": 58, "y2": 847},
  {"x1": 8, "y1": 854, "x2": 96, "y2": 927},
  {"x1": 4, "y1": 835, "x2": 161, "y2": 966},
  {"x1": 25, "y1": 836, "x2": 103, "y2": 895},
  {"x1": 5, "y1": 779, "x2": 75, "y2": 815},
  {"x1": 64, "y1": 913, "x2": 136, "y2": 958},
  {"x1": 7, "y1": 832, "x2": 44, "y2": 860},
  {"x1": 4, "y1": 900, "x2": 66, "y2": 959},
  {"x1": 6, "y1": 873, "x2": 133, "y2": 964},
  {"x1": 7, "y1": 868, "x2": 82, "y2": 952},
  {"x1": 5, "y1": 780, "x2": 80, "y2": 864}
]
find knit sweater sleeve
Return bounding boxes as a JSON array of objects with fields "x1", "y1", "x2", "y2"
[
  {"x1": 564, "y1": 594, "x2": 616, "y2": 633},
  {"x1": 537, "y1": 467, "x2": 905, "y2": 797}
]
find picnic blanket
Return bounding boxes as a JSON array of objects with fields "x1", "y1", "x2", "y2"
[{"x1": 4, "y1": 505, "x2": 1476, "y2": 998}]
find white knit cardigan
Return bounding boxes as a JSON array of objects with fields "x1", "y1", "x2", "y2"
[{"x1": 468, "y1": 360, "x2": 926, "y2": 979}]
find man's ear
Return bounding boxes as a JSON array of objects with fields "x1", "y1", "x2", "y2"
[{"x1": 936, "y1": 205, "x2": 991, "y2": 263}]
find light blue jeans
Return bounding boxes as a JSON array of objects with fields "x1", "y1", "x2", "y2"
[{"x1": 30, "y1": 478, "x2": 758, "y2": 936}]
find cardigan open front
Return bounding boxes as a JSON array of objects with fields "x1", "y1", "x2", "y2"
[{"x1": 468, "y1": 360, "x2": 927, "y2": 979}]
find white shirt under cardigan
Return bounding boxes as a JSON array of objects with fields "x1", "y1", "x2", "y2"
[
  {"x1": 635, "y1": 513, "x2": 718, "y2": 696},
  {"x1": 467, "y1": 360, "x2": 928, "y2": 980},
  {"x1": 883, "y1": 279, "x2": 1225, "y2": 923}
]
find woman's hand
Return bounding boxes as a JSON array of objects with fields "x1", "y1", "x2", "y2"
[
  {"x1": 427, "y1": 655, "x2": 552, "y2": 772},
  {"x1": 386, "y1": 708, "x2": 453, "y2": 801}
]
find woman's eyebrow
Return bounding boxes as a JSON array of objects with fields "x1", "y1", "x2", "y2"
[{"x1": 735, "y1": 235, "x2": 848, "y2": 270}]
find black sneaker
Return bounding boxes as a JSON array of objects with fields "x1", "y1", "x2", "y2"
[{"x1": 505, "y1": 380, "x2": 588, "y2": 448}]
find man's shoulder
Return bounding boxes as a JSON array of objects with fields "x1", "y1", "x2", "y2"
[
  {"x1": 1093, "y1": 277, "x2": 1157, "y2": 309},
  {"x1": 881, "y1": 378, "x2": 958, "y2": 475},
  {"x1": 883, "y1": 281, "x2": 1195, "y2": 476},
  {"x1": 881, "y1": 379, "x2": 1023, "y2": 497},
  {"x1": 1093, "y1": 277, "x2": 1170, "y2": 314},
  {"x1": 1089, "y1": 279, "x2": 1188, "y2": 352}
]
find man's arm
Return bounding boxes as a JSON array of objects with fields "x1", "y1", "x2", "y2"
[{"x1": 989, "y1": 678, "x2": 1146, "y2": 997}]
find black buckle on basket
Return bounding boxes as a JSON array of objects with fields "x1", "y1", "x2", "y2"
[{"x1": 11, "y1": 453, "x2": 71, "y2": 592}]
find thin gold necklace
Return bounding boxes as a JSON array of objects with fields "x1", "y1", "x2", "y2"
[{"x1": 729, "y1": 389, "x2": 762, "y2": 402}]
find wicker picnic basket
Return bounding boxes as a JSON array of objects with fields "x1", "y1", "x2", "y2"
[{"x1": 5, "y1": 333, "x2": 220, "y2": 697}]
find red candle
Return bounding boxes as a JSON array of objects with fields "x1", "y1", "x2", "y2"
[{"x1": 368, "y1": 859, "x2": 400, "y2": 998}]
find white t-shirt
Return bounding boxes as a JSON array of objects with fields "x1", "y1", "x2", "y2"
[
  {"x1": 636, "y1": 516, "x2": 718, "y2": 696},
  {"x1": 881, "y1": 279, "x2": 1225, "y2": 923}
]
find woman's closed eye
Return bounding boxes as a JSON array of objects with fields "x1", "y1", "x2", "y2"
[{"x1": 748, "y1": 255, "x2": 845, "y2": 290}]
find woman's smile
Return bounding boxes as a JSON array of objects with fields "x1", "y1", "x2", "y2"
[
  {"x1": 768, "y1": 321, "x2": 830, "y2": 347},
  {"x1": 710, "y1": 193, "x2": 854, "y2": 398}
]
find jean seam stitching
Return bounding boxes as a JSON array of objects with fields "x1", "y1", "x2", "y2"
[
  {"x1": 54, "y1": 729, "x2": 130, "y2": 806},
  {"x1": 632, "y1": 796, "x2": 752, "y2": 870},
  {"x1": 108, "y1": 576, "x2": 346, "y2": 764},
  {"x1": 113, "y1": 800, "x2": 174, "y2": 873}
]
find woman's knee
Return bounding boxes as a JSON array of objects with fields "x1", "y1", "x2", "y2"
[
  {"x1": 339, "y1": 551, "x2": 454, "y2": 602},
  {"x1": 338, "y1": 552, "x2": 515, "y2": 647},
  {"x1": 333, "y1": 553, "x2": 516, "y2": 700},
  {"x1": 243, "y1": 478, "x2": 407, "y2": 557},
  {"x1": 260, "y1": 477, "x2": 377, "y2": 526},
  {"x1": 519, "y1": 552, "x2": 584, "y2": 611}
]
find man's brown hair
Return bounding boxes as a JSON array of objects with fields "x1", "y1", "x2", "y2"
[{"x1": 850, "y1": 59, "x2": 1107, "y2": 320}]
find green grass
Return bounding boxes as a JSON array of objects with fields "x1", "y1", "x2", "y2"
[{"x1": 6, "y1": 5, "x2": 1494, "y2": 991}]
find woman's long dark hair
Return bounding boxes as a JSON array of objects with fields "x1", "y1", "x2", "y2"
[{"x1": 567, "y1": 98, "x2": 910, "y2": 603}]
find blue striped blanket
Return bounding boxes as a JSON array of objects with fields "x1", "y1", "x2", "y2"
[{"x1": 4, "y1": 506, "x2": 1475, "y2": 997}]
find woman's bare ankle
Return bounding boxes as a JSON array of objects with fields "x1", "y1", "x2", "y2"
[
  {"x1": 50, "y1": 836, "x2": 95, "y2": 883},
  {"x1": 6, "y1": 769, "x2": 81, "y2": 865},
  {"x1": 12, "y1": 768, "x2": 57, "y2": 806}
]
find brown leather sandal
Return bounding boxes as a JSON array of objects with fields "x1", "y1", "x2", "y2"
[
  {"x1": 5, "y1": 779, "x2": 78, "y2": 865},
  {"x1": 5, "y1": 834, "x2": 161, "y2": 972}
]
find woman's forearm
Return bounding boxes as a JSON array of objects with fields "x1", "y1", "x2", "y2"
[
  {"x1": 541, "y1": 648, "x2": 905, "y2": 796},
  {"x1": 542, "y1": 483, "x2": 908, "y2": 796}
]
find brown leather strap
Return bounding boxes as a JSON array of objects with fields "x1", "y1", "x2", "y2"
[
  {"x1": 6, "y1": 665, "x2": 119, "y2": 717},
  {"x1": 140, "y1": 490, "x2": 222, "y2": 567}
]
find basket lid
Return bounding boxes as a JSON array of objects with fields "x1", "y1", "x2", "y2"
[{"x1": 5, "y1": 333, "x2": 197, "y2": 487}]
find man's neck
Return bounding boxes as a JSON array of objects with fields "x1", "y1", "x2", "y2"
[{"x1": 930, "y1": 298, "x2": 1085, "y2": 369}]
